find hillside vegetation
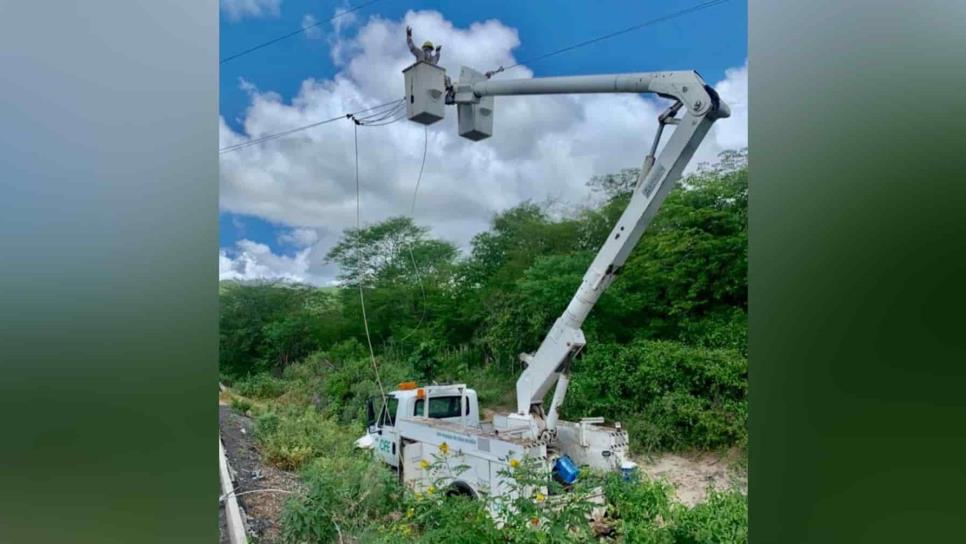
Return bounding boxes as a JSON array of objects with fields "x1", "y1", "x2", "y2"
[{"x1": 220, "y1": 149, "x2": 748, "y2": 542}]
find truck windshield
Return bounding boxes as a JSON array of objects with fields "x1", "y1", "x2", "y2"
[
  {"x1": 380, "y1": 396, "x2": 399, "y2": 426},
  {"x1": 414, "y1": 396, "x2": 469, "y2": 418}
]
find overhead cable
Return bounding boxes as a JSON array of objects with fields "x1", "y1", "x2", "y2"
[
  {"x1": 219, "y1": 98, "x2": 403, "y2": 154},
  {"x1": 487, "y1": 0, "x2": 731, "y2": 77},
  {"x1": 220, "y1": 0, "x2": 385, "y2": 65}
]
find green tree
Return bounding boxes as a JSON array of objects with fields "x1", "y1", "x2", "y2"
[{"x1": 219, "y1": 282, "x2": 338, "y2": 377}]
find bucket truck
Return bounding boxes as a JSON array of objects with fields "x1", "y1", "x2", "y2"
[{"x1": 357, "y1": 60, "x2": 730, "y2": 503}]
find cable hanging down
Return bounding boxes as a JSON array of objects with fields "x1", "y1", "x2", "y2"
[
  {"x1": 396, "y1": 125, "x2": 430, "y2": 343},
  {"x1": 353, "y1": 122, "x2": 387, "y2": 409}
]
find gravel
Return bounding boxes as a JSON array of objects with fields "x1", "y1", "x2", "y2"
[{"x1": 220, "y1": 405, "x2": 302, "y2": 543}]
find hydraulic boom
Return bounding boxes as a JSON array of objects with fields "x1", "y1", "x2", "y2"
[{"x1": 405, "y1": 63, "x2": 730, "y2": 442}]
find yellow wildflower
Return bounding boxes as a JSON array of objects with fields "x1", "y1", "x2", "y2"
[
  {"x1": 419, "y1": 459, "x2": 430, "y2": 470},
  {"x1": 438, "y1": 442, "x2": 449, "y2": 454},
  {"x1": 535, "y1": 492, "x2": 545, "y2": 502},
  {"x1": 427, "y1": 485, "x2": 436, "y2": 495},
  {"x1": 509, "y1": 458, "x2": 520, "y2": 469}
]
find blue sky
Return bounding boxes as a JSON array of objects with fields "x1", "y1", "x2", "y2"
[{"x1": 219, "y1": 0, "x2": 748, "y2": 283}]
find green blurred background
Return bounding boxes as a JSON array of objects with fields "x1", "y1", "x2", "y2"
[
  {"x1": 750, "y1": 0, "x2": 966, "y2": 541},
  {"x1": 0, "y1": 1, "x2": 218, "y2": 542},
  {"x1": 1, "y1": 0, "x2": 965, "y2": 542}
]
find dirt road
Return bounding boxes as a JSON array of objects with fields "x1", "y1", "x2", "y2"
[{"x1": 219, "y1": 405, "x2": 301, "y2": 543}]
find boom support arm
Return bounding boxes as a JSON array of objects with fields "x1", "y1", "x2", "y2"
[{"x1": 463, "y1": 72, "x2": 731, "y2": 431}]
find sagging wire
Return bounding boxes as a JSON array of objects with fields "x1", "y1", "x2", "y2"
[
  {"x1": 350, "y1": 99, "x2": 408, "y2": 127},
  {"x1": 357, "y1": 113, "x2": 408, "y2": 127},
  {"x1": 396, "y1": 125, "x2": 430, "y2": 344},
  {"x1": 351, "y1": 100, "x2": 405, "y2": 125},
  {"x1": 219, "y1": 98, "x2": 404, "y2": 154},
  {"x1": 353, "y1": 122, "x2": 388, "y2": 413}
]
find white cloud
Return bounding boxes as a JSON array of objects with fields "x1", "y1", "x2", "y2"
[
  {"x1": 220, "y1": 10, "x2": 748, "y2": 284},
  {"x1": 220, "y1": 239, "x2": 332, "y2": 285},
  {"x1": 278, "y1": 227, "x2": 319, "y2": 247},
  {"x1": 222, "y1": 0, "x2": 282, "y2": 22},
  {"x1": 332, "y1": 3, "x2": 359, "y2": 34},
  {"x1": 302, "y1": 14, "x2": 323, "y2": 40},
  {"x1": 711, "y1": 60, "x2": 748, "y2": 153}
]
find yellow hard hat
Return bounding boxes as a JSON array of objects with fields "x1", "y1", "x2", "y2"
[{"x1": 422, "y1": 41, "x2": 434, "y2": 50}]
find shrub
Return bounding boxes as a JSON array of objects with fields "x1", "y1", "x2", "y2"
[
  {"x1": 254, "y1": 406, "x2": 355, "y2": 470},
  {"x1": 677, "y1": 308, "x2": 748, "y2": 355},
  {"x1": 230, "y1": 397, "x2": 252, "y2": 413},
  {"x1": 235, "y1": 372, "x2": 287, "y2": 399},
  {"x1": 670, "y1": 488, "x2": 748, "y2": 544},
  {"x1": 564, "y1": 338, "x2": 747, "y2": 451},
  {"x1": 281, "y1": 455, "x2": 400, "y2": 543}
]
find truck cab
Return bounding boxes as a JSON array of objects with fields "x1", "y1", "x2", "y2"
[{"x1": 364, "y1": 383, "x2": 479, "y2": 468}]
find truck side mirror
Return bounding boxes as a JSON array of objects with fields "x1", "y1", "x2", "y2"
[{"x1": 365, "y1": 398, "x2": 376, "y2": 428}]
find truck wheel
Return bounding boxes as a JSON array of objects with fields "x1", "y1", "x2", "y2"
[{"x1": 446, "y1": 481, "x2": 477, "y2": 500}]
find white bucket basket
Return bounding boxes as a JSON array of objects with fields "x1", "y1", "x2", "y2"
[
  {"x1": 403, "y1": 62, "x2": 446, "y2": 125},
  {"x1": 456, "y1": 66, "x2": 493, "y2": 141}
]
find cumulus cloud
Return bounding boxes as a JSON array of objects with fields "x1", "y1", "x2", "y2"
[
  {"x1": 221, "y1": 0, "x2": 282, "y2": 22},
  {"x1": 220, "y1": 239, "x2": 331, "y2": 285},
  {"x1": 220, "y1": 10, "x2": 748, "y2": 284},
  {"x1": 711, "y1": 60, "x2": 748, "y2": 152}
]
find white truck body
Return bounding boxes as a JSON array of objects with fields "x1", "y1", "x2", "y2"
[{"x1": 361, "y1": 384, "x2": 632, "y2": 501}]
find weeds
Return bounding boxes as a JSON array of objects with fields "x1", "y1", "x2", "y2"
[
  {"x1": 230, "y1": 397, "x2": 253, "y2": 414},
  {"x1": 281, "y1": 455, "x2": 400, "y2": 543},
  {"x1": 253, "y1": 405, "x2": 355, "y2": 471},
  {"x1": 235, "y1": 348, "x2": 747, "y2": 543}
]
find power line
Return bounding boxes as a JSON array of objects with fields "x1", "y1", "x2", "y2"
[
  {"x1": 352, "y1": 101, "x2": 407, "y2": 126},
  {"x1": 353, "y1": 122, "x2": 387, "y2": 406},
  {"x1": 222, "y1": 0, "x2": 730, "y2": 153},
  {"x1": 220, "y1": 0, "x2": 385, "y2": 65},
  {"x1": 219, "y1": 98, "x2": 403, "y2": 154},
  {"x1": 398, "y1": 125, "x2": 430, "y2": 344},
  {"x1": 486, "y1": 0, "x2": 731, "y2": 76}
]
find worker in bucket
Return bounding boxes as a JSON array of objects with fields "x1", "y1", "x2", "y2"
[{"x1": 406, "y1": 26, "x2": 441, "y2": 65}]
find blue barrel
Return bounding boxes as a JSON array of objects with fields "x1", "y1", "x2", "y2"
[
  {"x1": 553, "y1": 455, "x2": 580, "y2": 485},
  {"x1": 620, "y1": 461, "x2": 639, "y2": 482}
]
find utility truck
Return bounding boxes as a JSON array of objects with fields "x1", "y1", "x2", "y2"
[{"x1": 356, "y1": 59, "x2": 730, "y2": 503}]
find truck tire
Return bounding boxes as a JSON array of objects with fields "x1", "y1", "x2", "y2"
[{"x1": 446, "y1": 481, "x2": 477, "y2": 500}]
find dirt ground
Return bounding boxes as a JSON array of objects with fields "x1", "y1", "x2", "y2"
[
  {"x1": 219, "y1": 404, "x2": 302, "y2": 543},
  {"x1": 635, "y1": 448, "x2": 747, "y2": 507}
]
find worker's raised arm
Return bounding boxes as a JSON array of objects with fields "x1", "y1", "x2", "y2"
[{"x1": 406, "y1": 26, "x2": 421, "y2": 57}]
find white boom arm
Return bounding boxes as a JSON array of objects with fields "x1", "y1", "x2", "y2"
[
  {"x1": 400, "y1": 66, "x2": 732, "y2": 440},
  {"x1": 456, "y1": 70, "x2": 730, "y2": 436}
]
